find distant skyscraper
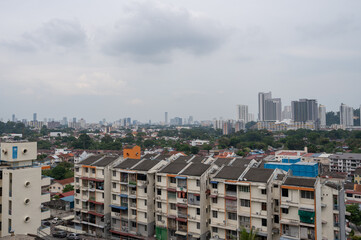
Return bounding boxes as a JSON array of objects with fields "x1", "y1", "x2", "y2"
[
  {"x1": 188, "y1": 116, "x2": 194, "y2": 125},
  {"x1": 73, "y1": 117, "x2": 77, "y2": 123},
  {"x1": 340, "y1": 103, "x2": 354, "y2": 127},
  {"x1": 237, "y1": 105, "x2": 249, "y2": 123},
  {"x1": 282, "y1": 106, "x2": 292, "y2": 120},
  {"x1": 12, "y1": 114, "x2": 15, "y2": 122},
  {"x1": 33, "y1": 113, "x2": 37, "y2": 122},
  {"x1": 264, "y1": 98, "x2": 282, "y2": 121},
  {"x1": 248, "y1": 113, "x2": 255, "y2": 122},
  {"x1": 318, "y1": 105, "x2": 326, "y2": 127},
  {"x1": 291, "y1": 99, "x2": 318, "y2": 123},
  {"x1": 258, "y1": 92, "x2": 272, "y2": 121},
  {"x1": 165, "y1": 112, "x2": 168, "y2": 124}
]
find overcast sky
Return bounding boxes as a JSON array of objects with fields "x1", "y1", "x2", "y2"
[{"x1": 1, "y1": 0, "x2": 361, "y2": 123}]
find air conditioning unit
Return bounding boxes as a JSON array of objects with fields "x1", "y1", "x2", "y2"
[
  {"x1": 214, "y1": 190, "x2": 218, "y2": 194},
  {"x1": 182, "y1": 199, "x2": 187, "y2": 203}
]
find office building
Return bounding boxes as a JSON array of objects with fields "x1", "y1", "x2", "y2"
[
  {"x1": 237, "y1": 105, "x2": 248, "y2": 123},
  {"x1": 248, "y1": 113, "x2": 254, "y2": 122},
  {"x1": 319, "y1": 104, "x2": 326, "y2": 127},
  {"x1": 165, "y1": 112, "x2": 168, "y2": 125},
  {"x1": 291, "y1": 99, "x2": 318, "y2": 123},
  {"x1": 264, "y1": 98, "x2": 282, "y2": 121},
  {"x1": 258, "y1": 92, "x2": 272, "y2": 121},
  {"x1": 282, "y1": 106, "x2": 292, "y2": 120},
  {"x1": 235, "y1": 120, "x2": 245, "y2": 132},
  {"x1": 74, "y1": 155, "x2": 122, "y2": 238},
  {"x1": 12, "y1": 114, "x2": 15, "y2": 122},
  {"x1": 222, "y1": 120, "x2": 233, "y2": 135},
  {"x1": 0, "y1": 142, "x2": 51, "y2": 237},
  {"x1": 340, "y1": 103, "x2": 354, "y2": 127},
  {"x1": 33, "y1": 113, "x2": 37, "y2": 122}
]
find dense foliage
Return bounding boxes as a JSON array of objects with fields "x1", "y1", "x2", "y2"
[{"x1": 43, "y1": 162, "x2": 74, "y2": 180}]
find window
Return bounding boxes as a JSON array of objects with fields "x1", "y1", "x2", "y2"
[
  {"x1": 112, "y1": 183, "x2": 116, "y2": 188},
  {"x1": 274, "y1": 184, "x2": 278, "y2": 188},
  {"x1": 76, "y1": 199, "x2": 79, "y2": 204},
  {"x1": 262, "y1": 203, "x2": 267, "y2": 211},
  {"x1": 170, "y1": 177, "x2": 176, "y2": 183},
  {"x1": 275, "y1": 199, "x2": 279, "y2": 206},
  {"x1": 197, "y1": 222, "x2": 200, "y2": 229},
  {"x1": 92, "y1": 169, "x2": 95, "y2": 174},
  {"x1": 212, "y1": 183, "x2": 217, "y2": 189},
  {"x1": 76, "y1": 177, "x2": 79, "y2": 183},
  {"x1": 157, "y1": 176, "x2": 161, "y2": 182},
  {"x1": 112, "y1": 194, "x2": 116, "y2": 200},
  {"x1": 262, "y1": 219, "x2": 267, "y2": 227},
  {"x1": 85, "y1": 168, "x2": 88, "y2": 173},
  {"x1": 170, "y1": 203, "x2": 176, "y2": 210},
  {"x1": 228, "y1": 212, "x2": 237, "y2": 220},
  {"x1": 145, "y1": 225, "x2": 147, "y2": 231},
  {"x1": 132, "y1": 222, "x2": 136, "y2": 228},
  {"x1": 102, "y1": 193, "x2": 104, "y2": 199},
  {"x1": 76, "y1": 168, "x2": 79, "y2": 172},
  {"x1": 144, "y1": 200, "x2": 147, "y2": 206},
  {"x1": 144, "y1": 213, "x2": 147, "y2": 218},
  {"x1": 261, "y1": 189, "x2": 267, "y2": 195},
  {"x1": 212, "y1": 227, "x2": 218, "y2": 233},
  {"x1": 197, "y1": 208, "x2": 200, "y2": 215},
  {"x1": 274, "y1": 215, "x2": 279, "y2": 223},
  {"x1": 196, "y1": 180, "x2": 200, "y2": 187},
  {"x1": 239, "y1": 216, "x2": 250, "y2": 223},
  {"x1": 212, "y1": 198, "x2": 217, "y2": 204},
  {"x1": 196, "y1": 196, "x2": 200, "y2": 201},
  {"x1": 282, "y1": 188, "x2": 289, "y2": 197},
  {"x1": 157, "y1": 202, "x2": 162, "y2": 208},
  {"x1": 144, "y1": 187, "x2": 147, "y2": 194},
  {"x1": 102, "y1": 169, "x2": 104, "y2": 175},
  {"x1": 240, "y1": 199, "x2": 250, "y2": 207},
  {"x1": 212, "y1": 211, "x2": 218, "y2": 218},
  {"x1": 157, "y1": 215, "x2": 162, "y2": 221},
  {"x1": 113, "y1": 171, "x2": 116, "y2": 177},
  {"x1": 282, "y1": 208, "x2": 289, "y2": 214},
  {"x1": 112, "y1": 218, "x2": 116, "y2": 224},
  {"x1": 132, "y1": 210, "x2": 136, "y2": 215},
  {"x1": 301, "y1": 190, "x2": 314, "y2": 199},
  {"x1": 157, "y1": 189, "x2": 161, "y2": 196},
  {"x1": 239, "y1": 186, "x2": 250, "y2": 192}
]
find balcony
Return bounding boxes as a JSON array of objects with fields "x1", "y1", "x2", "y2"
[
  {"x1": 41, "y1": 176, "x2": 51, "y2": 186},
  {"x1": 333, "y1": 204, "x2": 339, "y2": 210},
  {"x1": 41, "y1": 192, "x2": 50, "y2": 203},
  {"x1": 41, "y1": 207, "x2": 51, "y2": 219},
  {"x1": 178, "y1": 224, "x2": 187, "y2": 232},
  {"x1": 177, "y1": 212, "x2": 187, "y2": 219},
  {"x1": 177, "y1": 198, "x2": 188, "y2": 204}
]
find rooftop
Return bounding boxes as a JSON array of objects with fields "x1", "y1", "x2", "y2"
[
  {"x1": 181, "y1": 163, "x2": 210, "y2": 176},
  {"x1": 54, "y1": 177, "x2": 74, "y2": 186},
  {"x1": 231, "y1": 158, "x2": 253, "y2": 167},
  {"x1": 79, "y1": 155, "x2": 104, "y2": 165},
  {"x1": 114, "y1": 158, "x2": 140, "y2": 169},
  {"x1": 159, "y1": 161, "x2": 188, "y2": 174},
  {"x1": 283, "y1": 176, "x2": 316, "y2": 188},
  {"x1": 330, "y1": 153, "x2": 361, "y2": 159},
  {"x1": 355, "y1": 167, "x2": 361, "y2": 176},
  {"x1": 92, "y1": 156, "x2": 118, "y2": 167},
  {"x1": 213, "y1": 158, "x2": 233, "y2": 167},
  {"x1": 131, "y1": 160, "x2": 160, "y2": 171},
  {"x1": 214, "y1": 166, "x2": 246, "y2": 180},
  {"x1": 243, "y1": 168, "x2": 274, "y2": 183}
]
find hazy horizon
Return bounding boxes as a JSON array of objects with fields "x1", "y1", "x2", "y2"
[{"x1": 1, "y1": 0, "x2": 361, "y2": 122}]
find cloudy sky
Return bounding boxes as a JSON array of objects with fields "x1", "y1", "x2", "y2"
[{"x1": 1, "y1": 0, "x2": 360, "y2": 123}]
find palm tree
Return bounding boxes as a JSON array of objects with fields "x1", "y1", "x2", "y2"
[{"x1": 238, "y1": 227, "x2": 258, "y2": 240}]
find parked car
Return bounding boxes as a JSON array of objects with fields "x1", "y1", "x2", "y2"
[
  {"x1": 67, "y1": 233, "x2": 81, "y2": 240},
  {"x1": 52, "y1": 217, "x2": 59, "y2": 224},
  {"x1": 41, "y1": 220, "x2": 51, "y2": 227},
  {"x1": 53, "y1": 231, "x2": 67, "y2": 238}
]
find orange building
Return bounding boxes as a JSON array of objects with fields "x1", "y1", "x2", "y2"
[{"x1": 123, "y1": 145, "x2": 141, "y2": 159}]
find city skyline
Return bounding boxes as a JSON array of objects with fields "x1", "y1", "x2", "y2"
[{"x1": 1, "y1": 1, "x2": 361, "y2": 122}]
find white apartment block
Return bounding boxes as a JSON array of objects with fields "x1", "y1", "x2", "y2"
[
  {"x1": 109, "y1": 158, "x2": 167, "y2": 239},
  {"x1": 74, "y1": 153, "x2": 348, "y2": 240},
  {"x1": 74, "y1": 155, "x2": 122, "y2": 238},
  {"x1": 0, "y1": 142, "x2": 51, "y2": 237},
  {"x1": 329, "y1": 153, "x2": 361, "y2": 176}
]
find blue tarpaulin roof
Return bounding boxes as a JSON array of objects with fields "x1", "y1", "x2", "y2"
[
  {"x1": 175, "y1": 176, "x2": 187, "y2": 179},
  {"x1": 110, "y1": 204, "x2": 128, "y2": 210},
  {"x1": 60, "y1": 195, "x2": 74, "y2": 202}
]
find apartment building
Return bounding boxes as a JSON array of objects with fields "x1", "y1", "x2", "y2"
[
  {"x1": 74, "y1": 155, "x2": 121, "y2": 238},
  {"x1": 0, "y1": 142, "x2": 51, "y2": 237},
  {"x1": 109, "y1": 158, "x2": 167, "y2": 239},
  {"x1": 209, "y1": 166, "x2": 278, "y2": 240},
  {"x1": 155, "y1": 161, "x2": 213, "y2": 240},
  {"x1": 279, "y1": 176, "x2": 345, "y2": 240},
  {"x1": 329, "y1": 153, "x2": 361, "y2": 176}
]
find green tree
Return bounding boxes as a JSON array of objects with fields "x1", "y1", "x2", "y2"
[
  {"x1": 238, "y1": 227, "x2": 257, "y2": 240},
  {"x1": 63, "y1": 184, "x2": 74, "y2": 193},
  {"x1": 190, "y1": 146, "x2": 200, "y2": 154},
  {"x1": 346, "y1": 204, "x2": 361, "y2": 225}
]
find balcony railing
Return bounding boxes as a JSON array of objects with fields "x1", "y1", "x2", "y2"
[
  {"x1": 178, "y1": 213, "x2": 187, "y2": 219},
  {"x1": 226, "y1": 191, "x2": 237, "y2": 196},
  {"x1": 178, "y1": 225, "x2": 187, "y2": 232},
  {"x1": 334, "y1": 204, "x2": 339, "y2": 210}
]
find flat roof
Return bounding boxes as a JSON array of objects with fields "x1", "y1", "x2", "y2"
[
  {"x1": 181, "y1": 163, "x2": 210, "y2": 176},
  {"x1": 79, "y1": 155, "x2": 104, "y2": 165},
  {"x1": 92, "y1": 156, "x2": 118, "y2": 167},
  {"x1": 131, "y1": 160, "x2": 160, "y2": 171},
  {"x1": 283, "y1": 176, "x2": 316, "y2": 188},
  {"x1": 159, "y1": 162, "x2": 188, "y2": 174},
  {"x1": 330, "y1": 153, "x2": 361, "y2": 159},
  {"x1": 214, "y1": 166, "x2": 246, "y2": 180},
  {"x1": 243, "y1": 168, "x2": 274, "y2": 183}
]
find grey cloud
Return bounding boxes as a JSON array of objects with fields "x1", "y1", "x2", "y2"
[
  {"x1": 1, "y1": 19, "x2": 87, "y2": 52},
  {"x1": 101, "y1": 1, "x2": 226, "y2": 62}
]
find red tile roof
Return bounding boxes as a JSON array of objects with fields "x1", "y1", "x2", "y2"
[
  {"x1": 58, "y1": 190, "x2": 74, "y2": 198},
  {"x1": 54, "y1": 177, "x2": 74, "y2": 186},
  {"x1": 277, "y1": 152, "x2": 298, "y2": 156}
]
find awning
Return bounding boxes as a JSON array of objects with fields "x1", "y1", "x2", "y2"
[
  {"x1": 175, "y1": 176, "x2": 187, "y2": 179},
  {"x1": 177, "y1": 203, "x2": 187, "y2": 208},
  {"x1": 258, "y1": 186, "x2": 266, "y2": 190},
  {"x1": 176, "y1": 218, "x2": 187, "y2": 222},
  {"x1": 175, "y1": 231, "x2": 187, "y2": 236},
  {"x1": 210, "y1": 181, "x2": 218, "y2": 184},
  {"x1": 210, "y1": 195, "x2": 217, "y2": 198},
  {"x1": 88, "y1": 211, "x2": 104, "y2": 217},
  {"x1": 110, "y1": 205, "x2": 128, "y2": 210},
  {"x1": 280, "y1": 205, "x2": 289, "y2": 209},
  {"x1": 167, "y1": 188, "x2": 177, "y2": 192},
  {"x1": 120, "y1": 194, "x2": 128, "y2": 198}
]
